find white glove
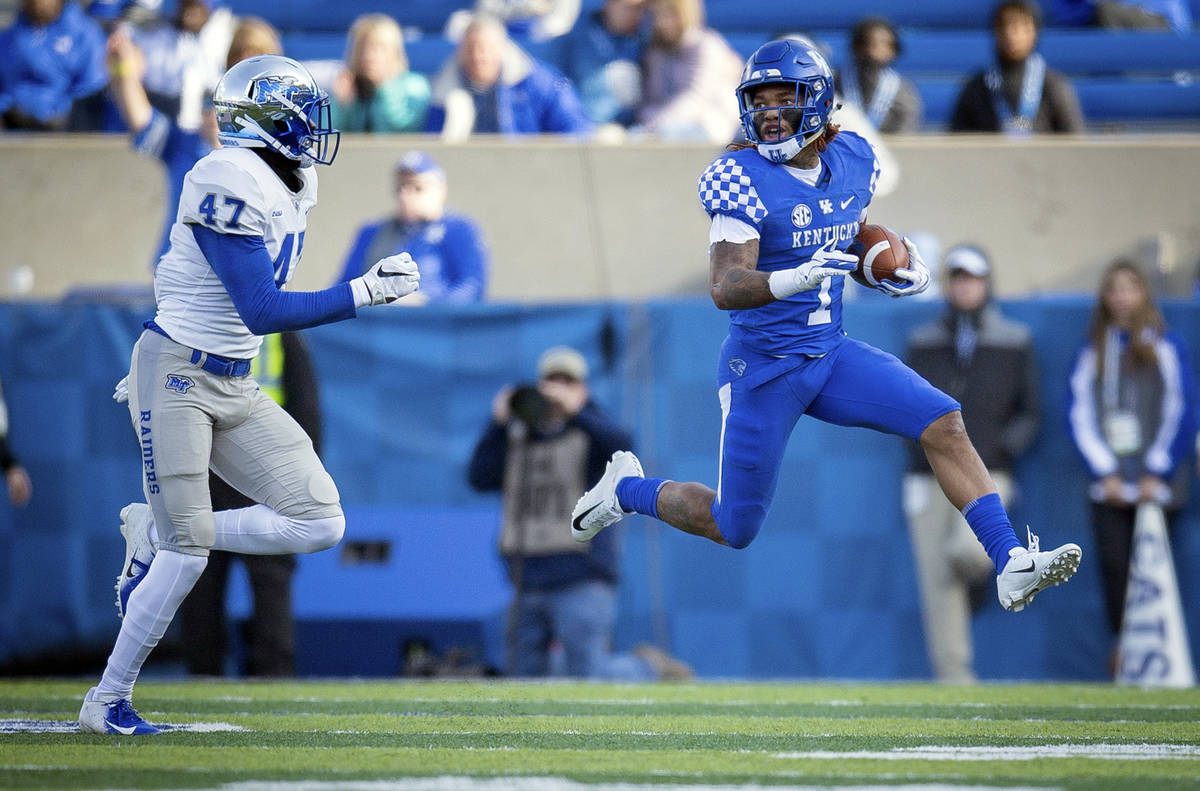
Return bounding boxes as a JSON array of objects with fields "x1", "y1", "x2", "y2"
[
  {"x1": 113, "y1": 376, "x2": 129, "y2": 404},
  {"x1": 351, "y1": 252, "x2": 420, "y2": 307},
  {"x1": 876, "y1": 237, "x2": 931, "y2": 298},
  {"x1": 768, "y1": 240, "x2": 859, "y2": 299}
]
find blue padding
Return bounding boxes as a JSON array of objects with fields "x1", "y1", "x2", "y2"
[{"x1": 2, "y1": 298, "x2": 1198, "y2": 681}]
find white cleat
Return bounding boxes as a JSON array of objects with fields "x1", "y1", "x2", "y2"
[
  {"x1": 79, "y1": 687, "x2": 161, "y2": 735},
  {"x1": 115, "y1": 503, "x2": 156, "y2": 619},
  {"x1": 571, "y1": 450, "x2": 644, "y2": 542},
  {"x1": 996, "y1": 528, "x2": 1082, "y2": 613}
]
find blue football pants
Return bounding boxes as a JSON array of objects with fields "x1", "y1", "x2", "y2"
[{"x1": 712, "y1": 335, "x2": 959, "y2": 548}]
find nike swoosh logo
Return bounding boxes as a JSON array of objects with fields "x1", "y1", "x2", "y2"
[
  {"x1": 1013, "y1": 560, "x2": 1036, "y2": 574},
  {"x1": 572, "y1": 503, "x2": 600, "y2": 531},
  {"x1": 106, "y1": 719, "x2": 138, "y2": 735},
  {"x1": 126, "y1": 558, "x2": 149, "y2": 578},
  {"x1": 840, "y1": 196, "x2": 856, "y2": 209}
]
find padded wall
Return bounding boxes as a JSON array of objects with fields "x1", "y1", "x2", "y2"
[{"x1": 1, "y1": 297, "x2": 1197, "y2": 679}]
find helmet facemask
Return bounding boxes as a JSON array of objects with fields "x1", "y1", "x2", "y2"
[{"x1": 213, "y1": 55, "x2": 341, "y2": 167}]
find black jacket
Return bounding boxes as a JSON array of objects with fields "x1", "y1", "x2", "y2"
[{"x1": 906, "y1": 305, "x2": 1040, "y2": 472}]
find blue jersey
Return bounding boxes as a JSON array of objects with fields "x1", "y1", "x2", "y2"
[{"x1": 698, "y1": 132, "x2": 880, "y2": 356}]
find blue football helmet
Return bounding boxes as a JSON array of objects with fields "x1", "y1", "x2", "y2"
[
  {"x1": 737, "y1": 39, "x2": 836, "y2": 164},
  {"x1": 212, "y1": 55, "x2": 340, "y2": 167}
]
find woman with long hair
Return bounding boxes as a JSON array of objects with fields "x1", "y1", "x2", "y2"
[{"x1": 1067, "y1": 259, "x2": 1196, "y2": 669}]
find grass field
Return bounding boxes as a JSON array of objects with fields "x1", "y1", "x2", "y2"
[{"x1": 2, "y1": 679, "x2": 1199, "y2": 790}]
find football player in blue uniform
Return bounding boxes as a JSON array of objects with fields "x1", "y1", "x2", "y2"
[
  {"x1": 79, "y1": 55, "x2": 420, "y2": 735},
  {"x1": 572, "y1": 39, "x2": 1080, "y2": 618}
]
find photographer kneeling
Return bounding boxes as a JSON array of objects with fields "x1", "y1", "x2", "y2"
[{"x1": 467, "y1": 346, "x2": 691, "y2": 680}]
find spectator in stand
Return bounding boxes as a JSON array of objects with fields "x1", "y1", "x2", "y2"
[
  {"x1": 0, "y1": 374, "x2": 32, "y2": 508},
  {"x1": 903, "y1": 246, "x2": 1040, "y2": 683},
  {"x1": 131, "y1": 0, "x2": 234, "y2": 128},
  {"x1": 1048, "y1": 0, "x2": 1192, "y2": 32},
  {"x1": 335, "y1": 151, "x2": 488, "y2": 305},
  {"x1": 447, "y1": 0, "x2": 583, "y2": 43},
  {"x1": 330, "y1": 14, "x2": 430, "y2": 134},
  {"x1": 1067, "y1": 259, "x2": 1196, "y2": 674},
  {"x1": 635, "y1": 0, "x2": 742, "y2": 143},
  {"x1": 426, "y1": 13, "x2": 592, "y2": 140},
  {"x1": 565, "y1": 0, "x2": 648, "y2": 129},
  {"x1": 106, "y1": 16, "x2": 281, "y2": 265},
  {"x1": 468, "y1": 346, "x2": 691, "y2": 680},
  {"x1": 0, "y1": 0, "x2": 108, "y2": 130},
  {"x1": 950, "y1": 0, "x2": 1084, "y2": 135},
  {"x1": 839, "y1": 17, "x2": 922, "y2": 134}
]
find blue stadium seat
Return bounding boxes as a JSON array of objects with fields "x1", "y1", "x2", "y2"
[
  {"x1": 282, "y1": 31, "x2": 346, "y2": 62},
  {"x1": 894, "y1": 30, "x2": 1200, "y2": 76},
  {"x1": 705, "y1": 0, "x2": 1001, "y2": 31},
  {"x1": 915, "y1": 75, "x2": 1200, "y2": 128},
  {"x1": 237, "y1": 0, "x2": 457, "y2": 33}
]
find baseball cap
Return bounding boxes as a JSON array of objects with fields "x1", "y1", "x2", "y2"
[
  {"x1": 944, "y1": 246, "x2": 990, "y2": 278},
  {"x1": 394, "y1": 151, "x2": 444, "y2": 179},
  {"x1": 537, "y1": 346, "x2": 588, "y2": 381}
]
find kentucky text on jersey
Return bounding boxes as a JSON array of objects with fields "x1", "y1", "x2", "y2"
[{"x1": 698, "y1": 131, "x2": 880, "y2": 356}]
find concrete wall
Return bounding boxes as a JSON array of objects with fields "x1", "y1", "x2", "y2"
[{"x1": 2, "y1": 134, "x2": 1198, "y2": 300}]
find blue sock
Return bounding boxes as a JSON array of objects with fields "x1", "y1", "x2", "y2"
[
  {"x1": 962, "y1": 492, "x2": 1022, "y2": 573},
  {"x1": 616, "y1": 477, "x2": 668, "y2": 519}
]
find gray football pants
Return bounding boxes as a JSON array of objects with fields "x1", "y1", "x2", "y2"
[{"x1": 127, "y1": 330, "x2": 342, "y2": 556}]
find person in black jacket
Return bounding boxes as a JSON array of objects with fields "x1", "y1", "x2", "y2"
[
  {"x1": 949, "y1": 0, "x2": 1084, "y2": 134},
  {"x1": 903, "y1": 245, "x2": 1040, "y2": 682},
  {"x1": 468, "y1": 346, "x2": 690, "y2": 680},
  {"x1": 178, "y1": 332, "x2": 321, "y2": 676}
]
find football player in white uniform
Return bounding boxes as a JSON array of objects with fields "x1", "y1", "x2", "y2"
[{"x1": 79, "y1": 55, "x2": 419, "y2": 735}]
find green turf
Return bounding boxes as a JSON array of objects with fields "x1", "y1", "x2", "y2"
[{"x1": 2, "y1": 679, "x2": 1199, "y2": 789}]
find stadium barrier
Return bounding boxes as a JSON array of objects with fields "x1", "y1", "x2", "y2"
[{"x1": 1, "y1": 297, "x2": 1196, "y2": 679}]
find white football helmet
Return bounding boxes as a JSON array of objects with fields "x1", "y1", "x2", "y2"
[{"x1": 212, "y1": 55, "x2": 340, "y2": 167}]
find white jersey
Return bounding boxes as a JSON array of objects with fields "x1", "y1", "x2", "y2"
[{"x1": 152, "y1": 148, "x2": 318, "y2": 360}]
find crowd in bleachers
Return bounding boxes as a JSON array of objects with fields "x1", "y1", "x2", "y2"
[{"x1": 1, "y1": 0, "x2": 1198, "y2": 139}]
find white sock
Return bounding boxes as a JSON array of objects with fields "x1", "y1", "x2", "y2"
[
  {"x1": 95, "y1": 549, "x2": 207, "y2": 699},
  {"x1": 212, "y1": 504, "x2": 344, "y2": 555}
]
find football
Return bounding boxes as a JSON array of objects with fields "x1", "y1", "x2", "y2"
[{"x1": 850, "y1": 224, "x2": 909, "y2": 288}]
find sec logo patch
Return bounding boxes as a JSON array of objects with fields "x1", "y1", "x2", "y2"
[{"x1": 791, "y1": 203, "x2": 812, "y2": 228}]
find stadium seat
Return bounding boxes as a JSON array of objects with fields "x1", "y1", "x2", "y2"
[
  {"x1": 705, "y1": 0, "x2": 1002, "y2": 31},
  {"x1": 236, "y1": 0, "x2": 457, "y2": 34},
  {"x1": 915, "y1": 75, "x2": 1200, "y2": 128}
]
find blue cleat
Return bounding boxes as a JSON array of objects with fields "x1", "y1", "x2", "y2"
[{"x1": 78, "y1": 689, "x2": 161, "y2": 735}]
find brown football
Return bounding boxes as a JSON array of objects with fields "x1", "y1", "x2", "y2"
[{"x1": 850, "y1": 224, "x2": 909, "y2": 288}]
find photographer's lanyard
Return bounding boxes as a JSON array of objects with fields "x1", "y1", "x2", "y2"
[
  {"x1": 986, "y1": 53, "x2": 1044, "y2": 136},
  {"x1": 842, "y1": 67, "x2": 900, "y2": 129}
]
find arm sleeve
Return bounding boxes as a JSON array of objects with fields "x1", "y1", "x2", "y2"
[
  {"x1": 192, "y1": 225, "x2": 357, "y2": 335},
  {"x1": 1143, "y1": 333, "x2": 1195, "y2": 477},
  {"x1": 539, "y1": 68, "x2": 594, "y2": 135},
  {"x1": 467, "y1": 421, "x2": 509, "y2": 492},
  {"x1": 280, "y1": 332, "x2": 323, "y2": 456},
  {"x1": 697, "y1": 157, "x2": 768, "y2": 229},
  {"x1": 1066, "y1": 345, "x2": 1119, "y2": 478},
  {"x1": 709, "y1": 214, "x2": 760, "y2": 244}
]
